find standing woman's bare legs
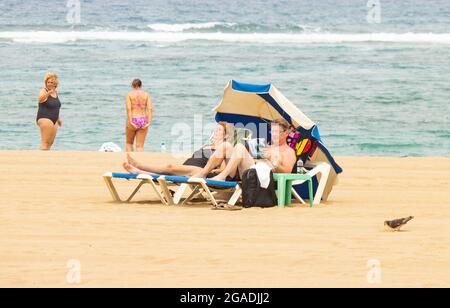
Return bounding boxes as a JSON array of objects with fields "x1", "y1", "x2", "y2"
[
  {"x1": 126, "y1": 125, "x2": 137, "y2": 152},
  {"x1": 37, "y1": 119, "x2": 58, "y2": 150},
  {"x1": 135, "y1": 127, "x2": 149, "y2": 152}
]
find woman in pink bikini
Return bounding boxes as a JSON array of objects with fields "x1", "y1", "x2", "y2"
[{"x1": 126, "y1": 79, "x2": 153, "y2": 152}]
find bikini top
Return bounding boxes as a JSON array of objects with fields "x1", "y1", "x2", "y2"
[
  {"x1": 131, "y1": 98, "x2": 146, "y2": 107},
  {"x1": 130, "y1": 92, "x2": 147, "y2": 108}
]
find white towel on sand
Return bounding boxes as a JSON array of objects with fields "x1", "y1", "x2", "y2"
[{"x1": 251, "y1": 162, "x2": 272, "y2": 189}]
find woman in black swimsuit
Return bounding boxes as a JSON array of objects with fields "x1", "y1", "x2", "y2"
[
  {"x1": 37, "y1": 73, "x2": 62, "y2": 150},
  {"x1": 123, "y1": 122, "x2": 234, "y2": 177}
]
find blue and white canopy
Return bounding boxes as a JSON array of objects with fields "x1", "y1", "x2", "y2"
[
  {"x1": 215, "y1": 80, "x2": 316, "y2": 132},
  {"x1": 214, "y1": 80, "x2": 343, "y2": 201}
]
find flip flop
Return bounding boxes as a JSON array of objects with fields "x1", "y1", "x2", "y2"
[{"x1": 211, "y1": 203, "x2": 243, "y2": 211}]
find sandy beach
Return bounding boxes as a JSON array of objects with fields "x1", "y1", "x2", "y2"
[{"x1": 0, "y1": 151, "x2": 449, "y2": 288}]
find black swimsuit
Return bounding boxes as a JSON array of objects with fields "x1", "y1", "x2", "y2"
[
  {"x1": 37, "y1": 94, "x2": 61, "y2": 124},
  {"x1": 183, "y1": 147, "x2": 240, "y2": 181},
  {"x1": 183, "y1": 147, "x2": 216, "y2": 168}
]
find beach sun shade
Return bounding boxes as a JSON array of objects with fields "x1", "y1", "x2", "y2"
[
  {"x1": 214, "y1": 80, "x2": 316, "y2": 132},
  {"x1": 214, "y1": 80, "x2": 343, "y2": 202}
]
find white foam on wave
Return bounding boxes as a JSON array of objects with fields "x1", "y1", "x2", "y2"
[
  {"x1": 1, "y1": 31, "x2": 450, "y2": 44},
  {"x1": 147, "y1": 22, "x2": 235, "y2": 32}
]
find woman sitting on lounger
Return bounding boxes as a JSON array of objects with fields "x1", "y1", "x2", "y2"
[{"x1": 123, "y1": 122, "x2": 234, "y2": 177}]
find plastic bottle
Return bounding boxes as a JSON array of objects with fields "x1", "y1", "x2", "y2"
[{"x1": 297, "y1": 160, "x2": 304, "y2": 174}]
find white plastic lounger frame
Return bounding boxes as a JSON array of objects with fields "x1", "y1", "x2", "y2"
[
  {"x1": 291, "y1": 162, "x2": 331, "y2": 206},
  {"x1": 103, "y1": 172, "x2": 168, "y2": 205},
  {"x1": 172, "y1": 183, "x2": 189, "y2": 205},
  {"x1": 154, "y1": 181, "x2": 200, "y2": 206},
  {"x1": 158, "y1": 176, "x2": 242, "y2": 207},
  {"x1": 187, "y1": 178, "x2": 242, "y2": 207}
]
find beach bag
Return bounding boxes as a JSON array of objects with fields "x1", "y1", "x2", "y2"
[
  {"x1": 287, "y1": 132, "x2": 319, "y2": 164},
  {"x1": 241, "y1": 169, "x2": 277, "y2": 208}
]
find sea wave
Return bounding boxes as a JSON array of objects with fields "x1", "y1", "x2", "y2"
[
  {"x1": 146, "y1": 22, "x2": 320, "y2": 33},
  {"x1": 147, "y1": 22, "x2": 236, "y2": 32},
  {"x1": 1, "y1": 31, "x2": 450, "y2": 44}
]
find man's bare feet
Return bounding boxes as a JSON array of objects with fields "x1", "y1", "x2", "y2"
[{"x1": 123, "y1": 162, "x2": 145, "y2": 174}]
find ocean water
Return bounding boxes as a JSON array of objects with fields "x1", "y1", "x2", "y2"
[{"x1": 0, "y1": 0, "x2": 449, "y2": 156}]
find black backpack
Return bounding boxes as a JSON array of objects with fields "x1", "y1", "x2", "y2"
[{"x1": 241, "y1": 169, "x2": 277, "y2": 208}]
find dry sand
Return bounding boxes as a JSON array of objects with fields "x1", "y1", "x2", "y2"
[{"x1": 0, "y1": 151, "x2": 449, "y2": 288}]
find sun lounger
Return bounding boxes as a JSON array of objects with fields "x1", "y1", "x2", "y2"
[
  {"x1": 104, "y1": 160, "x2": 330, "y2": 208},
  {"x1": 291, "y1": 162, "x2": 331, "y2": 205},
  {"x1": 157, "y1": 176, "x2": 242, "y2": 208},
  {"x1": 103, "y1": 172, "x2": 170, "y2": 205}
]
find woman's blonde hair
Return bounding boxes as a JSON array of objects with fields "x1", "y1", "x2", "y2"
[
  {"x1": 44, "y1": 72, "x2": 59, "y2": 88},
  {"x1": 218, "y1": 121, "x2": 235, "y2": 144}
]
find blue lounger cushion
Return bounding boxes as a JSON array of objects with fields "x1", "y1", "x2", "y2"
[
  {"x1": 163, "y1": 175, "x2": 238, "y2": 188},
  {"x1": 160, "y1": 175, "x2": 188, "y2": 183},
  {"x1": 205, "y1": 179, "x2": 238, "y2": 188},
  {"x1": 111, "y1": 173, "x2": 160, "y2": 180},
  {"x1": 109, "y1": 173, "x2": 237, "y2": 188}
]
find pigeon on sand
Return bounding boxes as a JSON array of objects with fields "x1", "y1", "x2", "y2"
[{"x1": 384, "y1": 216, "x2": 414, "y2": 232}]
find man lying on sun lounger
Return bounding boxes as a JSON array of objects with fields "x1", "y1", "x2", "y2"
[
  {"x1": 194, "y1": 119, "x2": 297, "y2": 181},
  {"x1": 123, "y1": 122, "x2": 235, "y2": 177}
]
